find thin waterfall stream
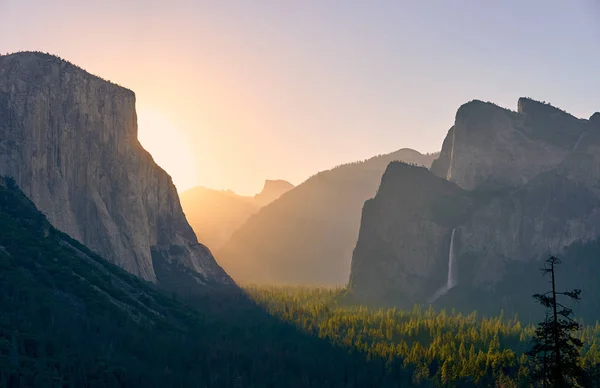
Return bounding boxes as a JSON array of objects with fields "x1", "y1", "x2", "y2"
[
  {"x1": 429, "y1": 228, "x2": 457, "y2": 304},
  {"x1": 573, "y1": 131, "x2": 587, "y2": 151},
  {"x1": 447, "y1": 228, "x2": 457, "y2": 289}
]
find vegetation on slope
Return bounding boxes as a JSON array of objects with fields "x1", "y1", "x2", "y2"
[
  {"x1": 0, "y1": 176, "x2": 423, "y2": 387},
  {"x1": 246, "y1": 286, "x2": 600, "y2": 387}
]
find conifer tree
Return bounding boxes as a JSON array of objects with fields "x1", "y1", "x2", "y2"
[{"x1": 527, "y1": 256, "x2": 584, "y2": 387}]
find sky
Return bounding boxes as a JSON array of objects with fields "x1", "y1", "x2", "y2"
[{"x1": 1, "y1": 1, "x2": 599, "y2": 194}]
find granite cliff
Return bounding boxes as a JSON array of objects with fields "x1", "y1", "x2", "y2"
[
  {"x1": 431, "y1": 98, "x2": 588, "y2": 190},
  {"x1": 349, "y1": 162, "x2": 474, "y2": 304},
  {"x1": 0, "y1": 52, "x2": 232, "y2": 291},
  {"x1": 350, "y1": 98, "x2": 600, "y2": 319}
]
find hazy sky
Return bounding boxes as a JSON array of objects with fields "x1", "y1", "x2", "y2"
[{"x1": 1, "y1": 1, "x2": 599, "y2": 194}]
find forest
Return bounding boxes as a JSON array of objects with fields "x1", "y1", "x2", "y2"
[{"x1": 246, "y1": 286, "x2": 600, "y2": 387}]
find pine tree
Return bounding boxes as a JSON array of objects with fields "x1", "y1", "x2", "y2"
[
  {"x1": 526, "y1": 256, "x2": 584, "y2": 387},
  {"x1": 441, "y1": 359, "x2": 452, "y2": 385}
]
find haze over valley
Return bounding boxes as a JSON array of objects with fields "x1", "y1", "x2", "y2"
[
  {"x1": 2, "y1": 1, "x2": 600, "y2": 387},
  {"x1": 180, "y1": 179, "x2": 294, "y2": 251}
]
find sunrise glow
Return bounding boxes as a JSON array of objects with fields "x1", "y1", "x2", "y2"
[{"x1": 137, "y1": 108, "x2": 199, "y2": 192}]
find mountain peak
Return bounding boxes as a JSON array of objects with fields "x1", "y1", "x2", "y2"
[
  {"x1": 455, "y1": 100, "x2": 515, "y2": 123},
  {"x1": 380, "y1": 162, "x2": 461, "y2": 200},
  {"x1": 517, "y1": 97, "x2": 575, "y2": 118},
  {"x1": 254, "y1": 179, "x2": 294, "y2": 206},
  {"x1": 261, "y1": 179, "x2": 294, "y2": 191},
  {"x1": 433, "y1": 97, "x2": 588, "y2": 191}
]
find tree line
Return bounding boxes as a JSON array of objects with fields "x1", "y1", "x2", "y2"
[{"x1": 245, "y1": 268, "x2": 600, "y2": 387}]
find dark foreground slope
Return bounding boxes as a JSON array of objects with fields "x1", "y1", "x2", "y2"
[
  {"x1": 0, "y1": 177, "x2": 412, "y2": 387},
  {"x1": 219, "y1": 149, "x2": 438, "y2": 286}
]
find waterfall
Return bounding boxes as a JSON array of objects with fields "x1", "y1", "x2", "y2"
[
  {"x1": 447, "y1": 229, "x2": 457, "y2": 289},
  {"x1": 428, "y1": 229, "x2": 457, "y2": 304},
  {"x1": 573, "y1": 131, "x2": 586, "y2": 151}
]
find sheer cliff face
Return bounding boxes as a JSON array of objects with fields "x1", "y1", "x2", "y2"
[
  {"x1": 443, "y1": 101, "x2": 600, "y2": 289},
  {"x1": 459, "y1": 171, "x2": 600, "y2": 288},
  {"x1": 431, "y1": 99, "x2": 588, "y2": 190},
  {"x1": 0, "y1": 52, "x2": 232, "y2": 288},
  {"x1": 349, "y1": 163, "x2": 472, "y2": 305},
  {"x1": 350, "y1": 98, "x2": 600, "y2": 309}
]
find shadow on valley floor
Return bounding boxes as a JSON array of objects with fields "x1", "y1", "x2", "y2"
[
  {"x1": 181, "y1": 289, "x2": 414, "y2": 387},
  {"x1": 0, "y1": 176, "x2": 409, "y2": 388}
]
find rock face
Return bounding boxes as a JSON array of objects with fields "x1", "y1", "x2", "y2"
[
  {"x1": 349, "y1": 162, "x2": 474, "y2": 304},
  {"x1": 253, "y1": 179, "x2": 295, "y2": 207},
  {"x1": 180, "y1": 180, "x2": 294, "y2": 251},
  {"x1": 0, "y1": 52, "x2": 232, "y2": 289},
  {"x1": 350, "y1": 98, "x2": 600, "y2": 318},
  {"x1": 218, "y1": 149, "x2": 438, "y2": 285},
  {"x1": 431, "y1": 98, "x2": 588, "y2": 190}
]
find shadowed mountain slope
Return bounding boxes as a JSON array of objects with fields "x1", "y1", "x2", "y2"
[
  {"x1": 218, "y1": 149, "x2": 438, "y2": 285},
  {"x1": 0, "y1": 176, "x2": 416, "y2": 387}
]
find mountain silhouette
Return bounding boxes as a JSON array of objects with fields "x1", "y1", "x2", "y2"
[
  {"x1": 218, "y1": 149, "x2": 438, "y2": 285},
  {"x1": 180, "y1": 180, "x2": 293, "y2": 251}
]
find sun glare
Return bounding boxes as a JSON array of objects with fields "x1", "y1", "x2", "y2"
[{"x1": 137, "y1": 109, "x2": 199, "y2": 192}]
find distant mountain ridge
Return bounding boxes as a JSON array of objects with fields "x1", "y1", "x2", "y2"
[
  {"x1": 0, "y1": 51, "x2": 232, "y2": 293},
  {"x1": 253, "y1": 179, "x2": 295, "y2": 206},
  {"x1": 180, "y1": 179, "x2": 294, "y2": 251},
  {"x1": 218, "y1": 148, "x2": 438, "y2": 285},
  {"x1": 349, "y1": 98, "x2": 600, "y2": 320}
]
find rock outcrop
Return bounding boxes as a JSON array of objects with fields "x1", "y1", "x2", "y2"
[
  {"x1": 253, "y1": 179, "x2": 295, "y2": 207},
  {"x1": 350, "y1": 98, "x2": 600, "y2": 318},
  {"x1": 0, "y1": 52, "x2": 232, "y2": 290},
  {"x1": 349, "y1": 162, "x2": 474, "y2": 304},
  {"x1": 218, "y1": 149, "x2": 439, "y2": 285},
  {"x1": 431, "y1": 98, "x2": 588, "y2": 190}
]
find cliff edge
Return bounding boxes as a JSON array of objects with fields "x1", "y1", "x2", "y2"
[{"x1": 0, "y1": 52, "x2": 232, "y2": 291}]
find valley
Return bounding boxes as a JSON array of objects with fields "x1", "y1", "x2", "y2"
[
  {"x1": 2, "y1": 2, "x2": 599, "y2": 384},
  {"x1": 2, "y1": 173, "x2": 599, "y2": 386}
]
